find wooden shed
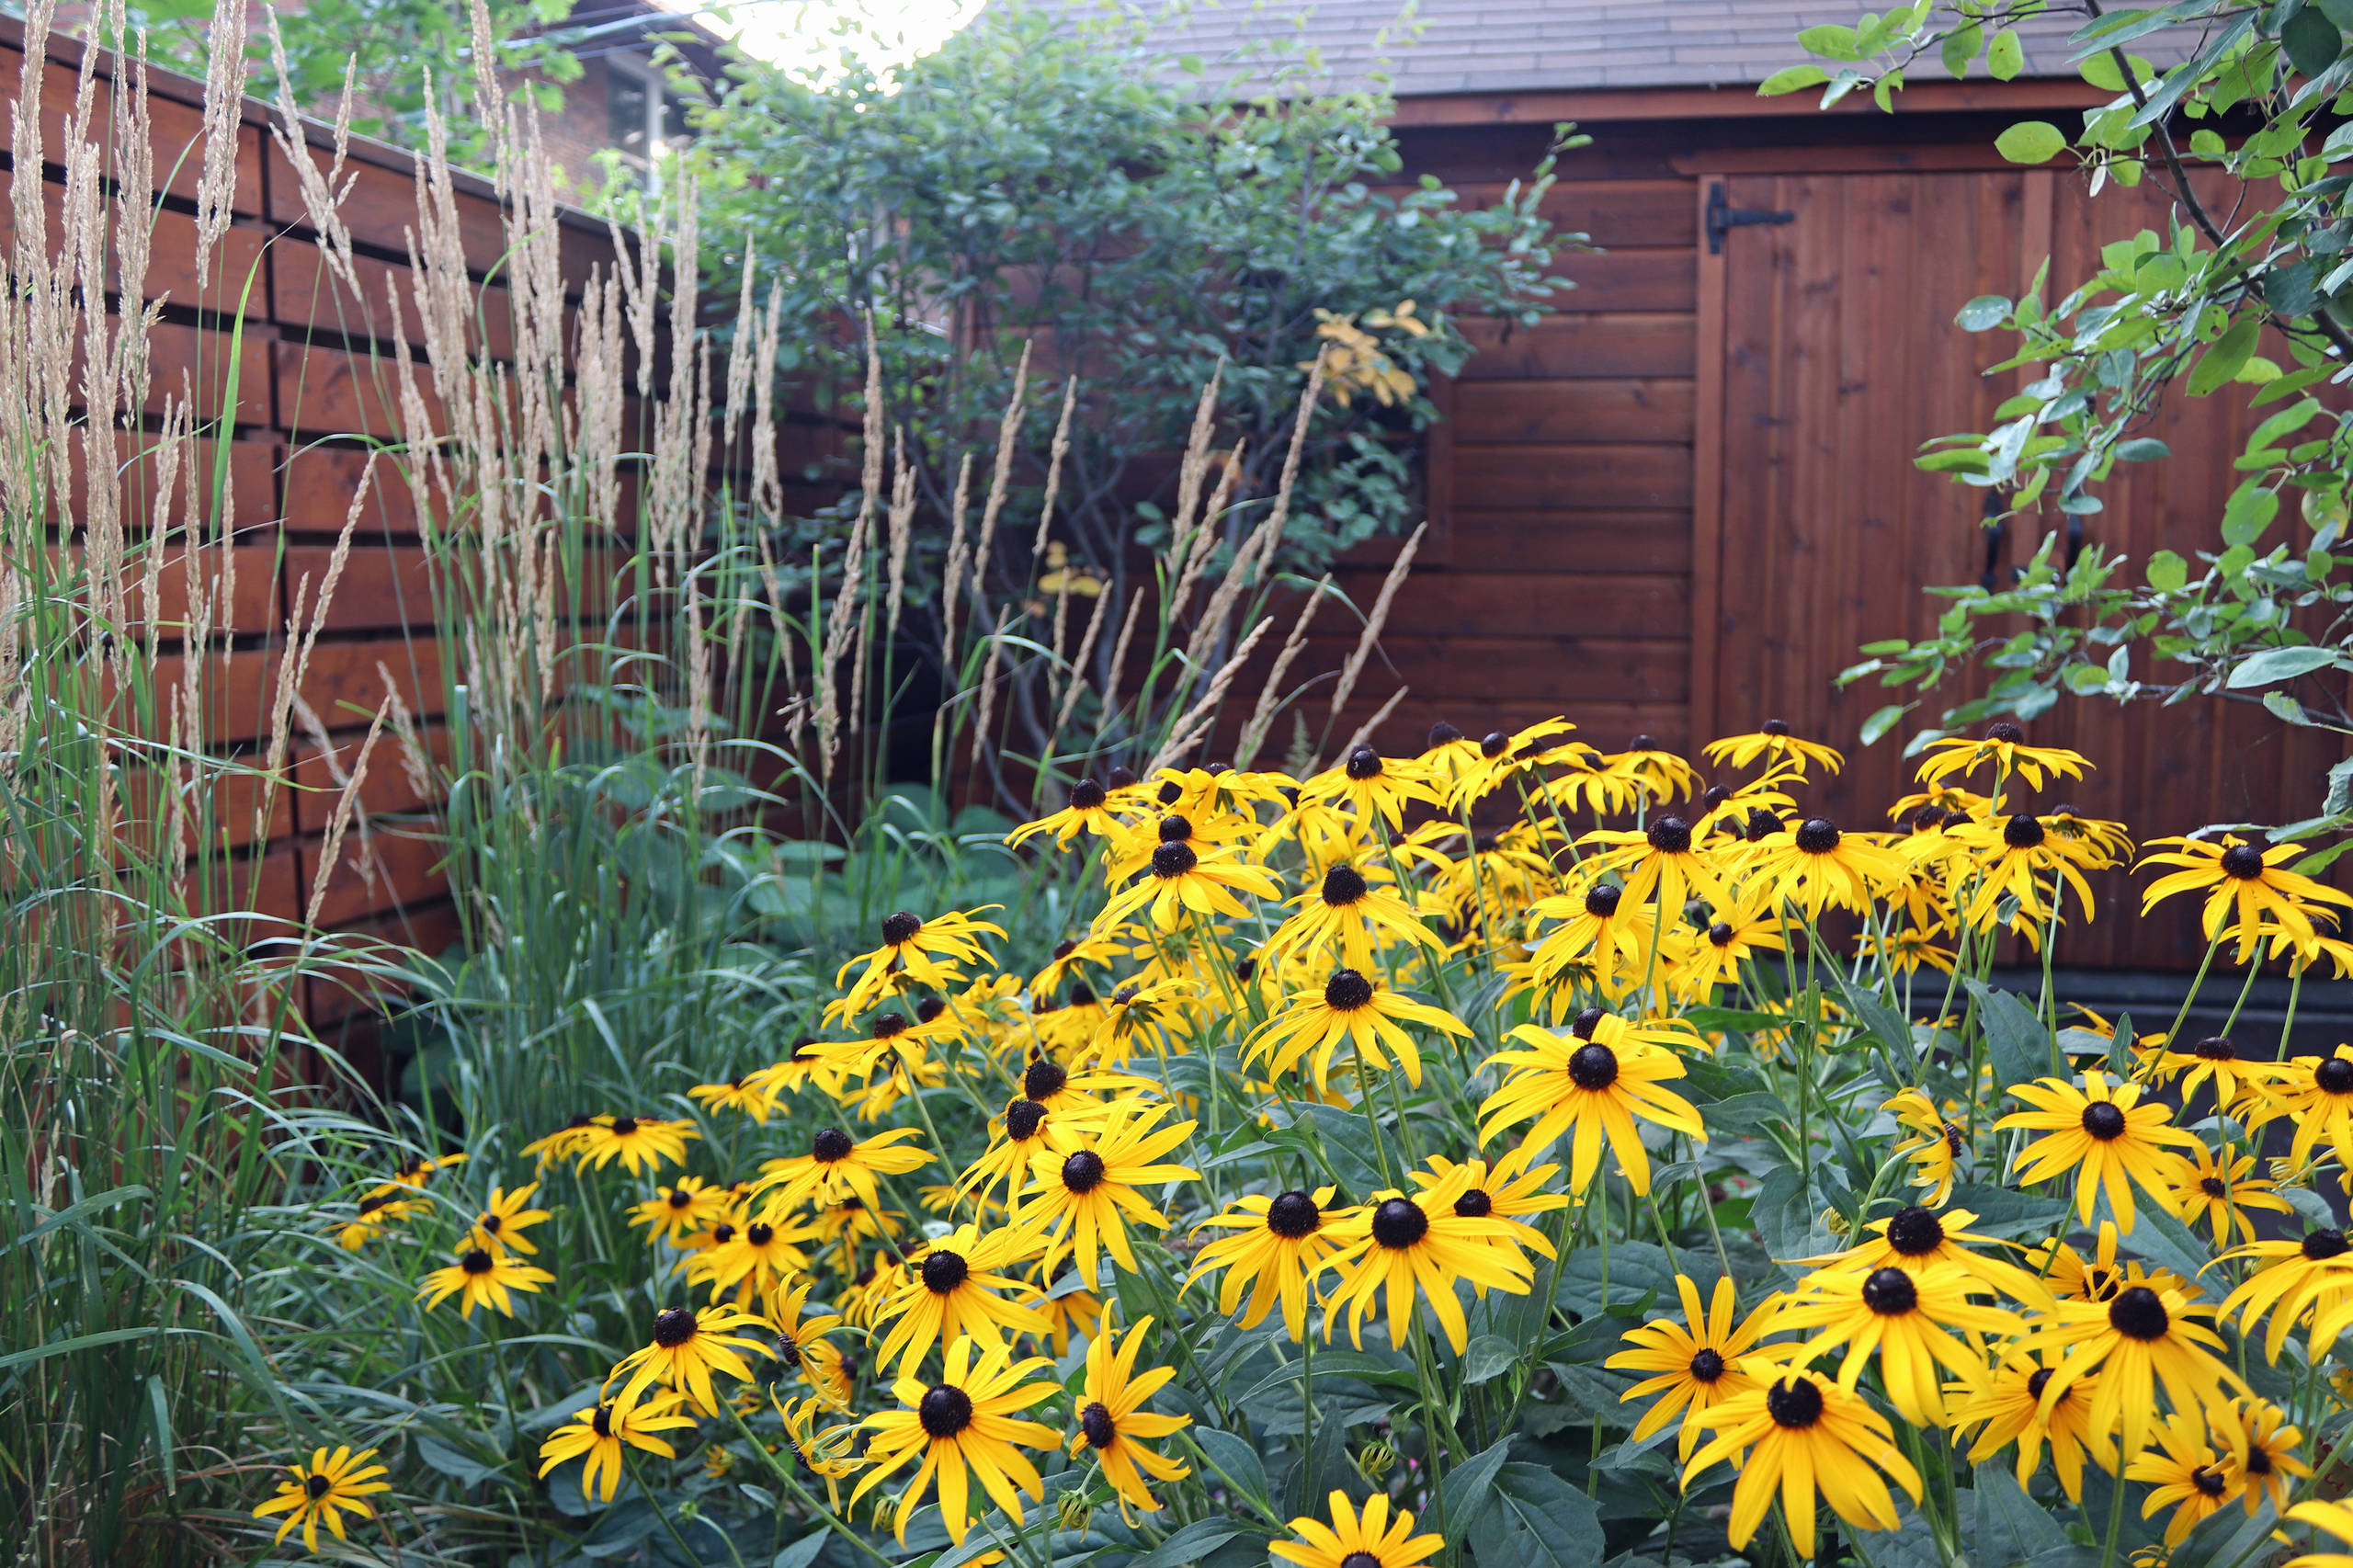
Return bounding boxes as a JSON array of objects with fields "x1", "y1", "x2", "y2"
[{"x1": 1038, "y1": 0, "x2": 2344, "y2": 971}]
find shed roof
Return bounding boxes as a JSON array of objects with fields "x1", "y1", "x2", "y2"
[{"x1": 1007, "y1": 0, "x2": 2164, "y2": 98}]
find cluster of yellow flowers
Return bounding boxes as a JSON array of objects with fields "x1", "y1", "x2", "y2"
[{"x1": 269, "y1": 717, "x2": 2353, "y2": 1567}]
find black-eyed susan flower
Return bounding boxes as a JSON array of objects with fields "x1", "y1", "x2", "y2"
[
  {"x1": 417, "y1": 1246, "x2": 554, "y2": 1319},
  {"x1": 536, "y1": 1392, "x2": 697, "y2": 1501},
  {"x1": 688, "y1": 1212, "x2": 816, "y2": 1305},
  {"x1": 1264, "y1": 860, "x2": 1441, "y2": 972},
  {"x1": 1070, "y1": 1314, "x2": 1190, "y2": 1514},
  {"x1": 1096, "y1": 839, "x2": 1281, "y2": 933},
  {"x1": 1525, "y1": 879, "x2": 1657, "y2": 1003},
  {"x1": 1948, "y1": 811, "x2": 2103, "y2": 930},
  {"x1": 1772, "y1": 1260, "x2": 2021, "y2": 1426},
  {"x1": 1582, "y1": 813, "x2": 1726, "y2": 916},
  {"x1": 1954, "y1": 1352, "x2": 2103, "y2": 1502},
  {"x1": 1007, "y1": 777, "x2": 1123, "y2": 849},
  {"x1": 814, "y1": 1008, "x2": 956, "y2": 1085},
  {"x1": 1607, "y1": 1274, "x2": 1773, "y2": 1459},
  {"x1": 958, "y1": 1096, "x2": 1094, "y2": 1217},
  {"x1": 851, "y1": 1335, "x2": 1061, "y2": 1545},
  {"x1": 609, "y1": 1302, "x2": 770, "y2": 1415},
  {"x1": 1913, "y1": 722, "x2": 2087, "y2": 792},
  {"x1": 1299, "y1": 744, "x2": 1444, "y2": 834},
  {"x1": 1188, "y1": 1187, "x2": 1346, "y2": 1341},
  {"x1": 2220, "y1": 1226, "x2": 2353, "y2": 1362},
  {"x1": 1321, "y1": 1166, "x2": 1535, "y2": 1354},
  {"x1": 755, "y1": 1125, "x2": 930, "y2": 1212},
  {"x1": 2149, "y1": 1031, "x2": 2290, "y2": 1111},
  {"x1": 2018, "y1": 1282, "x2": 2244, "y2": 1460},
  {"x1": 384, "y1": 1150, "x2": 467, "y2": 1187},
  {"x1": 630, "y1": 1176, "x2": 733, "y2": 1246},
  {"x1": 1033, "y1": 1272, "x2": 1103, "y2": 1355},
  {"x1": 2252, "y1": 1044, "x2": 2353, "y2": 1174},
  {"x1": 251, "y1": 1445, "x2": 391, "y2": 1553},
  {"x1": 2215, "y1": 1397, "x2": 2309, "y2": 1515},
  {"x1": 1797, "y1": 1203, "x2": 2051, "y2": 1306},
  {"x1": 1684, "y1": 1369, "x2": 1922, "y2": 1561},
  {"x1": 688, "y1": 1071, "x2": 784, "y2": 1123},
  {"x1": 1408, "y1": 1152, "x2": 1565, "y2": 1269},
  {"x1": 1085, "y1": 977, "x2": 1199, "y2": 1066},
  {"x1": 1020, "y1": 1099, "x2": 1199, "y2": 1278},
  {"x1": 334, "y1": 1189, "x2": 426, "y2": 1251},
  {"x1": 2171, "y1": 1142, "x2": 2291, "y2": 1244},
  {"x1": 1029, "y1": 933, "x2": 1124, "y2": 998},
  {"x1": 1105, "y1": 810, "x2": 1256, "y2": 884},
  {"x1": 1886, "y1": 1090, "x2": 1965, "y2": 1206},
  {"x1": 2026, "y1": 1221, "x2": 2193, "y2": 1305},
  {"x1": 1446, "y1": 719, "x2": 1574, "y2": 810},
  {"x1": 1672, "y1": 904, "x2": 1787, "y2": 1000},
  {"x1": 873, "y1": 1221, "x2": 1051, "y2": 1375},
  {"x1": 1273, "y1": 1490, "x2": 1444, "y2": 1568},
  {"x1": 777, "y1": 1391, "x2": 867, "y2": 1508},
  {"x1": 574, "y1": 1115, "x2": 699, "y2": 1176},
  {"x1": 2127, "y1": 1412, "x2": 2240, "y2": 1546},
  {"x1": 1743, "y1": 816, "x2": 1907, "y2": 917},
  {"x1": 2140, "y1": 834, "x2": 2353, "y2": 960},
  {"x1": 1244, "y1": 967, "x2": 1468, "y2": 1091},
  {"x1": 835, "y1": 908, "x2": 1006, "y2": 1017},
  {"x1": 464, "y1": 1183, "x2": 551, "y2": 1258},
  {"x1": 762, "y1": 1279, "x2": 848, "y2": 1404},
  {"x1": 1601, "y1": 736, "x2": 1700, "y2": 803},
  {"x1": 1995, "y1": 1072, "x2": 2200, "y2": 1231},
  {"x1": 1477, "y1": 1013, "x2": 1704, "y2": 1196},
  {"x1": 1016, "y1": 1050, "x2": 1153, "y2": 1121},
  {"x1": 1704, "y1": 719, "x2": 1843, "y2": 778}
]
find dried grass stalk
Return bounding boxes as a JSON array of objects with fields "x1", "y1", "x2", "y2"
[
  {"x1": 1233, "y1": 574, "x2": 1331, "y2": 771},
  {"x1": 1166, "y1": 441, "x2": 1244, "y2": 631},
  {"x1": 1149, "y1": 615, "x2": 1276, "y2": 775},
  {"x1": 885, "y1": 426, "x2": 915, "y2": 642},
  {"x1": 967, "y1": 342, "x2": 1031, "y2": 618},
  {"x1": 191, "y1": 0, "x2": 248, "y2": 287},
  {"x1": 1341, "y1": 685, "x2": 1413, "y2": 758},
  {"x1": 1029, "y1": 376, "x2": 1076, "y2": 560},
  {"x1": 1330, "y1": 520, "x2": 1425, "y2": 718},
  {"x1": 1052, "y1": 579, "x2": 1114, "y2": 739},
  {"x1": 938, "y1": 451, "x2": 976, "y2": 661},
  {"x1": 306, "y1": 695, "x2": 394, "y2": 927},
  {"x1": 1099, "y1": 585, "x2": 1148, "y2": 724},
  {"x1": 815, "y1": 334, "x2": 883, "y2": 779},
  {"x1": 1164, "y1": 364, "x2": 1223, "y2": 569}
]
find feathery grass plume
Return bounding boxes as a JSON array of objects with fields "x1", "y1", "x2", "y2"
[
  {"x1": 190, "y1": 0, "x2": 248, "y2": 288},
  {"x1": 971, "y1": 619, "x2": 1007, "y2": 768},
  {"x1": 1182, "y1": 419, "x2": 1298, "y2": 672},
  {"x1": 939, "y1": 449, "x2": 976, "y2": 661},
  {"x1": 1166, "y1": 441, "x2": 1244, "y2": 630},
  {"x1": 755, "y1": 528, "x2": 802, "y2": 723},
  {"x1": 750, "y1": 277, "x2": 786, "y2": 520},
  {"x1": 1029, "y1": 376, "x2": 1078, "y2": 561},
  {"x1": 303, "y1": 694, "x2": 395, "y2": 926},
  {"x1": 1149, "y1": 615, "x2": 1277, "y2": 775},
  {"x1": 968, "y1": 340, "x2": 1032, "y2": 619},
  {"x1": 723, "y1": 239, "x2": 759, "y2": 449},
  {"x1": 1098, "y1": 585, "x2": 1148, "y2": 730},
  {"x1": 886, "y1": 426, "x2": 915, "y2": 642},
  {"x1": 688, "y1": 564, "x2": 714, "y2": 787},
  {"x1": 1164, "y1": 362, "x2": 1224, "y2": 569},
  {"x1": 1340, "y1": 685, "x2": 1412, "y2": 757},
  {"x1": 1233, "y1": 574, "x2": 1332, "y2": 771},
  {"x1": 253, "y1": 460, "x2": 372, "y2": 847},
  {"x1": 266, "y1": 12, "x2": 360, "y2": 300},
  {"x1": 1052, "y1": 562, "x2": 1115, "y2": 737},
  {"x1": 574, "y1": 267, "x2": 627, "y2": 532},
  {"x1": 817, "y1": 333, "x2": 885, "y2": 781},
  {"x1": 375, "y1": 661, "x2": 438, "y2": 806},
  {"x1": 1251, "y1": 355, "x2": 1324, "y2": 589},
  {"x1": 1329, "y1": 520, "x2": 1426, "y2": 719}
]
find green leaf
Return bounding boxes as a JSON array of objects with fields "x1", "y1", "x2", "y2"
[
  {"x1": 1965, "y1": 981, "x2": 2054, "y2": 1095},
  {"x1": 1127, "y1": 1520, "x2": 1255, "y2": 1568},
  {"x1": 1467, "y1": 1462, "x2": 1606, "y2": 1568},
  {"x1": 1941, "y1": 22, "x2": 1984, "y2": 77},
  {"x1": 2222, "y1": 483, "x2": 2280, "y2": 547},
  {"x1": 1797, "y1": 23, "x2": 1861, "y2": 58},
  {"x1": 2226, "y1": 644, "x2": 2341, "y2": 687},
  {"x1": 1986, "y1": 28, "x2": 2025, "y2": 79},
  {"x1": 2188, "y1": 316, "x2": 2262, "y2": 395},
  {"x1": 1461, "y1": 1335, "x2": 1518, "y2": 1384},
  {"x1": 1954, "y1": 294, "x2": 2012, "y2": 331},
  {"x1": 1995, "y1": 121, "x2": 2068, "y2": 164},
  {"x1": 2285, "y1": 6, "x2": 2345, "y2": 78},
  {"x1": 1444, "y1": 1437, "x2": 1514, "y2": 1534},
  {"x1": 2146, "y1": 550, "x2": 2189, "y2": 591},
  {"x1": 1757, "y1": 63, "x2": 1832, "y2": 96},
  {"x1": 1946, "y1": 1184, "x2": 2072, "y2": 1240},
  {"x1": 1860, "y1": 702, "x2": 1913, "y2": 744},
  {"x1": 2113, "y1": 437, "x2": 2170, "y2": 461},
  {"x1": 774, "y1": 1531, "x2": 832, "y2": 1568},
  {"x1": 1190, "y1": 1426, "x2": 1272, "y2": 1509},
  {"x1": 2266, "y1": 689, "x2": 2313, "y2": 725}
]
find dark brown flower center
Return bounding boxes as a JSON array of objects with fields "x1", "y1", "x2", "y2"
[
  {"x1": 1152, "y1": 841, "x2": 1199, "y2": 878},
  {"x1": 1156, "y1": 779, "x2": 1182, "y2": 805},
  {"x1": 1480, "y1": 732, "x2": 1510, "y2": 759},
  {"x1": 1648, "y1": 815, "x2": 1692, "y2": 854},
  {"x1": 917, "y1": 997, "x2": 947, "y2": 1023},
  {"x1": 1071, "y1": 779, "x2": 1107, "y2": 811},
  {"x1": 918, "y1": 1383, "x2": 973, "y2": 1438},
  {"x1": 1427, "y1": 722, "x2": 1464, "y2": 749},
  {"x1": 1762, "y1": 718, "x2": 1790, "y2": 736},
  {"x1": 1766, "y1": 1377, "x2": 1824, "y2": 1429},
  {"x1": 747, "y1": 1223, "x2": 775, "y2": 1246},
  {"x1": 1158, "y1": 814, "x2": 1192, "y2": 843},
  {"x1": 2200, "y1": 1176, "x2": 2227, "y2": 1198},
  {"x1": 2220, "y1": 844, "x2": 2267, "y2": 880},
  {"x1": 654, "y1": 1307, "x2": 699, "y2": 1347},
  {"x1": 2004, "y1": 813, "x2": 2044, "y2": 848},
  {"x1": 1454, "y1": 1188, "x2": 1495, "y2": 1219},
  {"x1": 592, "y1": 1405, "x2": 616, "y2": 1437},
  {"x1": 1585, "y1": 882, "x2": 1623, "y2": 917},
  {"x1": 306, "y1": 1472, "x2": 332, "y2": 1498},
  {"x1": 2192, "y1": 1465, "x2": 2227, "y2": 1497},
  {"x1": 2027, "y1": 1366, "x2": 2054, "y2": 1400},
  {"x1": 1342, "y1": 1555, "x2": 1381, "y2": 1568},
  {"x1": 2247, "y1": 1445, "x2": 2275, "y2": 1476},
  {"x1": 1053, "y1": 938, "x2": 1079, "y2": 960},
  {"x1": 873, "y1": 1013, "x2": 910, "y2": 1039},
  {"x1": 1345, "y1": 745, "x2": 1384, "y2": 780},
  {"x1": 1985, "y1": 722, "x2": 2025, "y2": 744},
  {"x1": 1884, "y1": 1206, "x2": 1944, "y2": 1256},
  {"x1": 609, "y1": 1116, "x2": 640, "y2": 1136},
  {"x1": 1321, "y1": 864, "x2": 1369, "y2": 906},
  {"x1": 1006, "y1": 1098, "x2": 1047, "y2": 1142},
  {"x1": 1568, "y1": 1043, "x2": 1619, "y2": 1090},
  {"x1": 711, "y1": 1223, "x2": 737, "y2": 1244},
  {"x1": 480, "y1": 1214, "x2": 503, "y2": 1233},
  {"x1": 1324, "y1": 969, "x2": 1375, "y2": 1011},
  {"x1": 1709, "y1": 921, "x2": 1735, "y2": 947},
  {"x1": 1370, "y1": 1197, "x2": 1429, "y2": 1249},
  {"x1": 773, "y1": 1332, "x2": 801, "y2": 1368},
  {"x1": 882, "y1": 911, "x2": 923, "y2": 946},
  {"x1": 813, "y1": 1127, "x2": 855, "y2": 1163},
  {"x1": 2302, "y1": 1228, "x2": 2350, "y2": 1261},
  {"x1": 1079, "y1": 1401, "x2": 1118, "y2": 1450},
  {"x1": 922, "y1": 1250, "x2": 969, "y2": 1293},
  {"x1": 1571, "y1": 1006, "x2": 1607, "y2": 1040},
  {"x1": 1794, "y1": 818, "x2": 1841, "y2": 854},
  {"x1": 2080, "y1": 1102, "x2": 2128, "y2": 1141},
  {"x1": 2109, "y1": 1285, "x2": 2169, "y2": 1340},
  {"x1": 460, "y1": 1248, "x2": 494, "y2": 1275},
  {"x1": 1061, "y1": 1151, "x2": 1107, "y2": 1194},
  {"x1": 1861, "y1": 1267, "x2": 1917, "y2": 1316},
  {"x1": 1266, "y1": 1190, "x2": 1322, "y2": 1238},
  {"x1": 1688, "y1": 1347, "x2": 1726, "y2": 1383},
  {"x1": 2195, "y1": 1035, "x2": 2237, "y2": 1062},
  {"x1": 1745, "y1": 807, "x2": 1783, "y2": 840},
  {"x1": 2319, "y1": 1057, "x2": 2353, "y2": 1096},
  {"x1": 1024, "y1": 1058, "x2": 1068, "y2": 1102}
]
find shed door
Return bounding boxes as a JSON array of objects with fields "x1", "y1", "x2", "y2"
[{"x1": 1689, "y1": 165, "x2": 2338, "y2": 969}]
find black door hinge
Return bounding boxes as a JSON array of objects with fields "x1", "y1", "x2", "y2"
[{"x1": 1706, "y1": 181, "x2": 1797, "y2": 254}]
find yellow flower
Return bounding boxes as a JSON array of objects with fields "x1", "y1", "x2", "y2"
[
  {"x1": 1320, "y1": 1166, "x2": 1535, "y2": 1354},
  {"x1": 1007, "y1": 778, "x2": 1125, "y2": 850},
  {"x1": 629, "y1": 1175, "x2": 733, "y2": 1246},
  {"x1": 334, "y1": 1189, "x2": 426, "y2": 1251},
  {"x1": 251, "y1": 1445, "x2": 391, "y2": 1553},
  {"x1": 1994, "y1": 1072, "x2": 2200, "y2": 1230},
  {"x1": 417, "y1": 1246, "x2": 555, "y2": 1319},
  {"x1": 2171, "y1": 1142, "x2": 2292, "y2": 1244},
  {"x1": 537, "y1": 1393, "x2": 697, "y2": 1502},
  {"x1": 1704, "y1": 721, "x2": 1843, "y2": 778},
  {"x1": 1913, "y1": 722, "x2": 2088, "y2": 791},
  {"x1": 872, "y1": 1221, "x2": 1051, "y2": 1376},
  {"x1": 1188, "y1": 1187, "x2": 1347, "y2": 1341},
  {"x1": 1607, "y1": 1275, "x2": 1773, "y2": 1459},
  {"x1": 1273, "y1": 1490, "x2": 1444, "y2": 1568},
  {"x1": 1245, "y1": 967, "x2": 1468, "y2": 1091},
  {"x1": 1299, "y1": 744, "x2": 1444, "y2": 833},
  {"x1": 1071, "y1": 1315, "x2": 1190, "y2": 1514},
  {"x1": 464, "y1": 1183, "x2": 551, "y2": 1257},
  {"x1": 1684, "y1": 1369, "x2": 1923, "y2": 1561},
  {"x1": 1477, "y1": 1012, "x2": 1705, "y2": 1195},
  {"x1": 1525, "y1": 879, "x2": 1659, "y2": 1003},
  {"x1": 2251, "y1": 1044, "x2": 2353, "y2": 1176},
  {"x1": 1885, "y1": 1090, "x2": 1965, "y2": 1207},
  {"x1": 764, "y1": 1279, "x2": 849, "y2": 1404},
  {"x1": 608, "y1": 1303, "x2": 770, "y2": 1415},
  {"x1": 1017, "y1": 1099, "x2": 1198, "y2": 1278},
  {"x1": 688, "y1": 1071, "x2": 784, "y2": 1122},
  {"x1": 755, "y1": 1125, "x2": 930, "y2": 1212},
  {"x1": 1772, "y1": 1260, "x2": 2020, "y2": 1427},
  {"x1": 1953, "y1": 1352, "x2": 2103, "y2": 1502},
  {"x1": 1264, "y1": 860, "x2": 1442, "y2": 972},
  {"x1": 2128, "y1": 1410, "x2": 2239, "y2": 1545},
  {"x1": 2219, "y1": 1225, "x2": 2353, "y2": 1363},
  {"x1": 2213, "y1": 1397, "x2": 2309, "y2": 1516},
  {"x1": 835, "y1": 907, "x2": 1006, "y2": 1017},
  {"x1": 2139, "y1": 834, "x2": 2353, "y2": 960},
  {"x1": 686, "y1": 1212, "x2": 816, "y2": 1305},
  {"x1": 2017, "y1": 1282, "x2": 2244, "y2": 1461},
  {"x1": 1742, "y1": 816, "x2": 1907, "y2": 917},
  {"x1": 2286, "y1": 1500, "x2": 2353, "y2": 1568},
  {"x1": 852, "y1": 1335, "x2": 1061, "y2": 1544},
  {"x1": 572, "y1": 1115, "x2": 699, "y2": 1176}
]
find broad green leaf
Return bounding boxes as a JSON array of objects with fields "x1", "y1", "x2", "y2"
[
  {"x1": 1797, "y1": 23, "x2": 1862, "y2": 58},
  {"x1": 1758, "y1": 63, "x2": 1832, "y2": 95},
  {"x1": 1954, "y1": 294, "x2": 2012, "y2": 330},
  {"x1": 2222, "y1": 482, "x2": 2279, "y2": 547},
  {"x1": 2113, "y1": 437, "x2": 2170, "y2": 461},
  {"x1": 2226, "y1": 644, "x2": 2340, "y2": 687},
  {"x1": 1995, "y1": 120, "x2": 2068, "y2": 164},
  {"x1": 1987, "y1": 28, "x2": 2025, "y2": 79},
  {"x1": 2188, "y1": 316, "x2": 2261, "y2": 395},
  {"x1": 1965, "y1": 981, "x2": 2055, "y2": 1094},
  {"x1": 1467, "y1": 1462, "x2": 1606, "y2": 1568},
  {"x1": 1941, "y1": 22, "x2": 1983, "y2": 77},
  {"x1": 2266, "y1": 690, "x2": 2313, "y2": 724},
  {"x1": 1461, "y1": 1335, "x2": 1518, "y2": 1384},
  {"x1": 1860, "y1": 701, "x2": 1912, "y2": 744},
  {"x1": 2146, "y1": 550, "x2": 2189, "y2": 591},
  {"x1": 2284, "y1": 6, "x2": 2344, "y2": 78}
]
